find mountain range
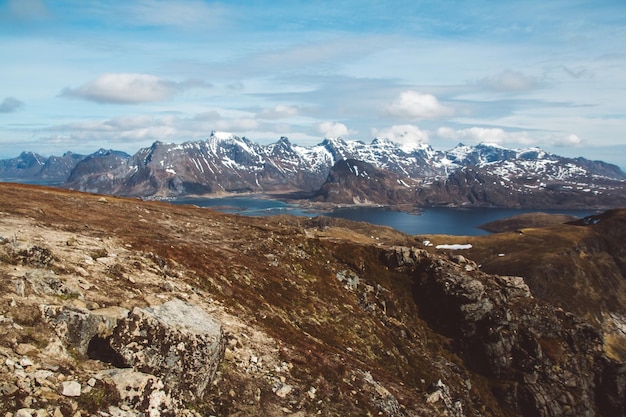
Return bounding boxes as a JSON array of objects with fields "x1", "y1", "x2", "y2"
[{"x1": 1, "y1": 132, "x2": 625, "y2": 208}]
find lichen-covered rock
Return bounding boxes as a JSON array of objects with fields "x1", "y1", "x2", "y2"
[
  {"x1": 40, "y1": 305, "x2": 129, "y2": 356},
  {"x1": 97, "y1": 368, "x2": 200, "y2": 417},
  {"x1": 109, "y1": 298, "x2": 225, "y2": 402}
]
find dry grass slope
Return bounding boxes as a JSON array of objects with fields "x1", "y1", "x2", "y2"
[{"x1": 1, "y1": 183, "x2": 625, "y2": 416}]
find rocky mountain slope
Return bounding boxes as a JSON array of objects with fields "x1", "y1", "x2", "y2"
[
  {"x1": 312, "y1": 159, "x2": 423, "y2": 205},
  {"x1": 0, "y1": 152, "x2": 88, "y2": 184},
  {"x1": 1, "y1": 182, "x2": 625, "y2": 416},
  {"x1": 2, "y1": 133, "x2": 624, "y2": 208}
]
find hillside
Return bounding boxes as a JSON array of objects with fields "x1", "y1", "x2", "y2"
[
  {"x1": 478, "y1": 213, "x2": 579, "y2": 233},
  {"x1": 421, "y1": 209, "x2": 626, "y2": 359},
  {"x1": 1, "y1": 183, "x2": 625, "y2": 416}
]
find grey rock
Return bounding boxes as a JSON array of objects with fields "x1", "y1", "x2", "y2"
[
  {"x1": 25, "y1": 270, "x2": 79, "y2": 297},
  {"x1": 0, "y1": 381, "x2": 19, "y2": 395},
  {"x1": 98, "y1": 368, "x2": 175, "y2": 415},
  {"x1": 40, "y1": 304, "x2": 129, "y2": 356},
  {"x1": 109, "y1": 298, "x2": 225, "y2": 401},
  {"x1": 385, "y1": 246, "x2": 426, "y2": 268},
  {"x1": 59, "y1": 380, "x2": 81, "y2": 397}
]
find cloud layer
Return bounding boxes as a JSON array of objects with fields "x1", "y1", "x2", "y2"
[
  {"x1": 60, "y1": 74, "x2": 210, "y2": 104},
  {"x1": 1, "y1": 1, "x2": 624, "y2": 169},
  {"x1": 436, "y1": 127, "x2": 583, "y2": 147}
]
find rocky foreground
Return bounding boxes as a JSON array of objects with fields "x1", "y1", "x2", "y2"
[{"x1": 0, "y1": 183, "x2": 625, "y2": 416}]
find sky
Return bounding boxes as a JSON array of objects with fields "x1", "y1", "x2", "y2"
[{"x1": 1, "y1": 0, "x2": 626, "y2": 170}]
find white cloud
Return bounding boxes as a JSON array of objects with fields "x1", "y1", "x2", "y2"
[
  {"x1": 478, "y1": 70, "x2": 539, "y2": 92},
  {"x1": 372, "y1": 125, "x2": 429, "y2": 146},
  {"x1": 317, "y1": 121, "x2": 356, "y2": 138},
  {"x1": 60, "y1": 73, "x2": 210, "y2": 104},
  {"x1": 0, "y1": 97, "x2": 23, "y2": 113},
  {"x1": 436, "y1": 126, "x2": 584, "y2": 148},
  {"x1": 385, "y1": 91, "x2": 453, "y2": 120},
  {"x1": 257, "y1": 104, "x2": 299, "y2": 119}
]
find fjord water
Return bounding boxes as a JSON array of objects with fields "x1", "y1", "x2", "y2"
[{"x1": 173, "y1": 197, "x2": 595, "y2": 236}]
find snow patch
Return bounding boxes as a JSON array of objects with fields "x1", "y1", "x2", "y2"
[{"x1": 435, "y1": 244, "x2": 473, "y2": 250}]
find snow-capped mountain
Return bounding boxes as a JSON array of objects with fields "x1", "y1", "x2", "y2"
[{"x1": 1, "y1": 132, "x2": 625, "y2": 208}]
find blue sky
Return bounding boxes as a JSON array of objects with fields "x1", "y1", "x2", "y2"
[{"x1": 1, "y1": 0, "x2": 625, "y2": 169}]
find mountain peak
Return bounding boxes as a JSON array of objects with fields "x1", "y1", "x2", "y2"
[{"x1": 209, "y1": 131, "x2": 237, "y2": 141}]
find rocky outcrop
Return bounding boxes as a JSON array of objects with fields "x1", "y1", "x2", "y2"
[
  {"x1": 110, "y1": 298, "x2": 225, "y2": 402},
  {"x1": 385, "y1": 246, "x2": 622, "y2": 417},
  {"x1": 39, "y1": 298, "x2": 225, "y2": 412}
]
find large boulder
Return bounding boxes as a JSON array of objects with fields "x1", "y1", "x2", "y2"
[
  {"x1": 109, "y1": 298, "x2": 225, "y2": 401},
  {"x1": 40, "y1": 305, "x2": 128, "y2": 356}
]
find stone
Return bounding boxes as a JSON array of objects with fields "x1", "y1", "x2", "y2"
[
  {"x1": 74, "y1": 266, "x2": 89, "y2": 277},
  {"x1": 14, "y1": 279, "x2": 25, "y2": 297},
  {"x1": 384, "y1": 246, "x2": 426, "y2": 268},
  {"x1": 0, "y1": 382, "x2": 19, "y2": 395},
  {"x1": 15, "y1": 343, "x2": 39, "y2": 356},
  {"x1": 40, "y1": 305, "x2": 129, "y2": 356},
  {"x1": 98, "y1": 368, "x2": 179, "y2": 416},
  {"x1": 24, "y1": 270, "x2": 78, "y2": 297},
  {"x1": 59, "y1": 380, "x2": 81, "y2": 397},
  {"x1": 19, "y1": 357, "x2": 34, "y2": 367},
  {"x1": 15, "y1": 409, "x2": 34, "y2": 417},
  {"x1": 495, "y1": 275, "x2": 531, "y2": 299},
  {"x1": 33, "y1": 370, "x2": 55, "y2": 388},
  {"x1": 109, "y1": 298, "x2": 225, "y2": 401},
  {"x1": 275, "y1": 383, "x2": 292, "y2": 398},
  {"x1": 336, "y1": 270, "x2": 360, "y2": 290}
]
